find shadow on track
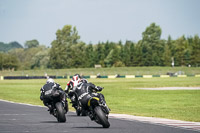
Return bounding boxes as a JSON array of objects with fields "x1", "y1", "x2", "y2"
[
  {"x1": 40, "y1": 121, "x2": 59, "y2": 123},
  {"x1": 73, "y1": 126, "x2": 103, "y2": 129},
  {"x1": 66, "y1": 114, "x2": 87, "y2": 117}
]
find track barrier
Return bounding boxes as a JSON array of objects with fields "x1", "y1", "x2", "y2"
[{"x1": 0, "y1": 75, "x2": 199, "y2": 80}]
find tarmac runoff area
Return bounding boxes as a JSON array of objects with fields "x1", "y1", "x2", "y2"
[{"x1": 134, "y1": 87, "x2": 200, "y2": 90}]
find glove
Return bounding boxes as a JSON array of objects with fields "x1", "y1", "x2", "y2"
[
  {"x1": 96, "y1": 86, "x2": 103, "y2": 91},
  {"x1": 68, "y1": 91, "x2": 74, "y2": 97},
  {"x1": 40, "y1": 95, "x2": 43, "y2": 101}
]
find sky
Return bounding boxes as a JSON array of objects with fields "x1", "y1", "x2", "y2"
[{"x1": 0, "y1": 0, "x2": 200, "y2": 46}]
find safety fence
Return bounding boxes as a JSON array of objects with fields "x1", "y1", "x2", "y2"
[{"x1": 1, "y1": 74, "x2": 200, "y2": 80}]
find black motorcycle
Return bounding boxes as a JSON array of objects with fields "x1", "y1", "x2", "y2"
[
  {"x1": 68, "y1": 91, "x2": 87, "y2": 116},
  {"x1": 85, "y1": 95, "x2": 110, "y2": 128},
  {"x1": 44, "y1": 88, "x2": 68, "y2": 122}
]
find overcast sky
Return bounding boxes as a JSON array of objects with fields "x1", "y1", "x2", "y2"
[{"x1": 0, "y1": 0, "x2": 200, "y2": 46}]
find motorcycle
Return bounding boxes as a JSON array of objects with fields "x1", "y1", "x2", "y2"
[
  {"x1": 84, "y1": 95, "x2": 110, "y2": 128},
  {"x1": 68, "y1": 91, "x2": 87, "y2": 116},
  {"x1": 44, "y1": 88, "x2": 68, "y2": 122}
]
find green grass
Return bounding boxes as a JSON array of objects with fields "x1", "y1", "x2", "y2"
[
  {"x1": 0, "y1": 77, "x2": 200, "y2": 122},
  {"x1": 0, "y1": 66, "x2": 200, "y2": 76}
]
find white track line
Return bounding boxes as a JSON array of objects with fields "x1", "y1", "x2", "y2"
[{"x1": 109, "y1": 114, "x2": 200, "y2": 132}]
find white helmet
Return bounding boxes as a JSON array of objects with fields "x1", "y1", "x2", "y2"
[{"x1": 46, "y1": 78, "x2": 54, "y2": 84}]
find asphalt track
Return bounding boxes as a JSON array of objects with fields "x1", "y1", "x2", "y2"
[{"x1": 0, "y1": 100, "x2": 199, "y2": 133}]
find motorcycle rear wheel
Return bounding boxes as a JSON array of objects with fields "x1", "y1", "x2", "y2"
[{"x1": 94, "y1": 106, "x2": 110, "y2": 128}]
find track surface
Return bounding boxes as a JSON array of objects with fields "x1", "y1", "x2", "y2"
[{"x1": 0, "y1": 100, "x2": 198, "y2": 133}]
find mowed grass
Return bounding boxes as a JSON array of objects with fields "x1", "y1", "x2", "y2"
[
  {"x1": 1, "y1": 66, "x2": 200, "y2": 76},
  {"x1": 0, "y1": 77, "x2": 200, "y2": 122}
]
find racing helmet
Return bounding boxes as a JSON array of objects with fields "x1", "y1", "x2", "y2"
[
  {"x1": 72, "y1": 74, "x2": 81, "y2": 81},
  {"x1": 46, "y1": 78, "x2": 54, "y2": 84},
  {"x1": 81, "y1": 79, "x2": 88, "y2": 83},
  {"x1": 72, "y1": 74, "x2": 81, "y2": 87}
]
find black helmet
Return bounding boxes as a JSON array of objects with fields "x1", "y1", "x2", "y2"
[{"x1": 81, "y1": 79, "x2": 88, "y2": 83}]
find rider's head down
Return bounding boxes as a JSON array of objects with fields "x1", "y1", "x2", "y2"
[
  {"x1": 72, "y1": 74, "x2": 81, "y2": 87},
  {"x1": 46, "y1": 78, "x2": 54, "y2": 84},
  {"x1": 72, "y1": 74, "x2": 81, "y2": 81}
]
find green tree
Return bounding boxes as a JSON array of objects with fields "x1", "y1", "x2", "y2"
[
  {"x1": 70, "y1": 42, "x2": 86, "y2": 68},
  {"x1": 141, "y1": 23, "x2": 163, "y2": 66},
  {"x1": 49, "y1": 25, "x2": 80, "y2": 68},
  {"x1": 31, "y1": 47, "x2": 50, "y2": 69},
  {"x1": 174, "y1": 36, "x2": 187, "y2": 66},
  {"x1": 0, "y1": 53, "x2": 19, "y2": 70},
  {"x1": 163, "y1": 43, "x2": 171, "y2": 66},
  {"x1": 129, "y1": 42, "x2": 136, "y2": 66},
  {"x1": 191, "y1": 35, "x2": 200, "y2": 66},
  {"x1": 24, "y1": 39, "x2": 39, "y2": 49},
  {"x1": 85, "y1": 44, "x2": 95, "y2": 67},
  {"x1": 9, "y1": 46, "x2": 47, "y2": 70},
  {"x1": 104, "y1": 45, "x2": 121, "y2": 67},
  {"x1": 96, "y1": 43, "x2": 105, "y2": 65},
  {"x1": 134, "y1": 41, "x2": 143, "y2": 66},
  {"x1": 121, "y1": 41, "x2": 131, "y2": 66}
]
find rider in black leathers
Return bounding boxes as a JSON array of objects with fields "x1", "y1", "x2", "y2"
[
  {"x1": 65, "y1": 74, "x2": 108, "y2": 110},
  {"x1": 74, "y1": 80, "x2": 108, "y2": 111},
  {"x1": 65, "y1": 74, "x2": 88, "y2": 105},
  {"x1": 40, "y1": 78, "x2": 68, "y2": 113}
]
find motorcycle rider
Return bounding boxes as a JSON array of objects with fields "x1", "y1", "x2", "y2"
[
  {"x1": 65, "y1": 74, "x2": 108, "y2": 111},
  {"x1": 74, "y1": 80, "x2": 110, "y2": 119},
  {"x1": 40, "y1": 78, "x2": 68, "y2": 114},
  {"x1": 65, "y1": 74, "x2": 88, "y2": 92},
  {"x1": 66, "y1": 74, "x2": 108, "y2": 108},
  {"x1": 65, "y1": 74, "x2": 88, "y2": 104}
]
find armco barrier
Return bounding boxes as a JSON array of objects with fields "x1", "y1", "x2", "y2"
[
  {"x1": 56, "y1": 76, "x2": 67, "y2": 79},
  {"x1": 1, "y1": 75, "x2": 200, "y2": 80},
  {"x1": 195, "y1": 75, "x2": 200, "y2": 77},
  {"x1": 3, "y1": 76, "x2": 56, "y2": 79},
  {"x1": 90, "y1": 75, "x2": 97, "y2": 78},
  {"x1": 160, "y1": 75, "x2": 170, "y2": 78},
  {"x1": 98, "y1": 76, "x2": 108, "y2": 78},
  {"x1": 82, "y1": 76, "x2": 90, "y2": 79},
  {"x1": 125, "y1": 75, "x2": 135, "y2": 78},
  {"x1": 69, "y1": 76, "x2": 90, "y2": 79},
  {"x1": 152, "y1": 75, "x2": 160, "y2": 77},
  {"x1": 108, "y1": 75, "x2": 116, "y2": 78},
  {"x1": 177, "y1": 75, "x2": 187, "y2": 78},
  {"x1": 187, "y1": 74, "x2": 195, "y2": 77},
  {"x1": 143, "y1": 75, "x2": 152, "y2": 78},
  {"x1": 135, "y1": 75, "x2": 143, "y2": 78}
]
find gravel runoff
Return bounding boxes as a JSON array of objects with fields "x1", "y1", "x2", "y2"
[{"x1": 134, "y1": 87, "x2": 200, "y2": 90}]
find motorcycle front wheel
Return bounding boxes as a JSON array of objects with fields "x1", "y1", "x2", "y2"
[{"x1": 55, "y1": 102, "x2": 66, "y2": 122}]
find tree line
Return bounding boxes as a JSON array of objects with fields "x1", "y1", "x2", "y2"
[{"x1": 0, "y1": 23, "x2": 200, "y2": 70}]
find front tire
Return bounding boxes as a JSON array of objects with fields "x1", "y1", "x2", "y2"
[
  {"x1": 55, "y1": 102, "x2": 66, "y2": 122},
  {"x1": 94, "y1": 106, "x2": 110, "y2": 128}
]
